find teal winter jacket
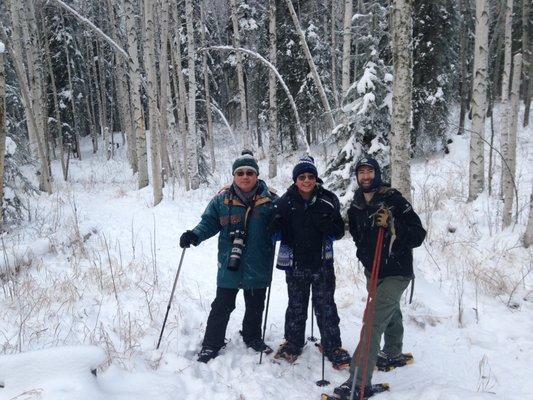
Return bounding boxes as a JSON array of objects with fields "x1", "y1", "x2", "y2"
[{"x1": 192, "y1": 180, "x2": 277, "y2": 289}]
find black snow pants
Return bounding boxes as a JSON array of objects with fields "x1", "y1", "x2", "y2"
[
  {"x1": 284, "y1": 267, "x2": 342, "y2": 352},
  {"x1": 202, "y1": 287, "x2": 266, "y2": 350}
]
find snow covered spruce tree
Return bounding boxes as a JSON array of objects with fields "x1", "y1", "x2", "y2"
[{"x1": 325, "y1": 1, "x2": 392, "y2": 206}]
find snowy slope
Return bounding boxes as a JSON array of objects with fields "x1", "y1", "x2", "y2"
[{"x1": 0, "y1": 109, "x2": 531, "y2": 400}]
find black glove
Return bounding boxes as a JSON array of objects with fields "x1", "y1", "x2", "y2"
[{"x1": 180, "y1": 230, "x2": 199, "y2": 248}]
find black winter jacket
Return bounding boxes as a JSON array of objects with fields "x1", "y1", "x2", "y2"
[
  {"x1": 348, "y1": 186, "x2": 426, "y2": 279},
  {"x1": 273, "y1": 185, "x2": 345, "y2": 270}
]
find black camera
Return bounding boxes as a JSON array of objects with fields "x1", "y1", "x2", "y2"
[{"x1": 228, "y1": 230, "x2": 246, "y2": 271}]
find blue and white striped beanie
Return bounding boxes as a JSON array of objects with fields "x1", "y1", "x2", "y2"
[{"x1": 292, "y1": 155, "x2": 318, "y2": 182}]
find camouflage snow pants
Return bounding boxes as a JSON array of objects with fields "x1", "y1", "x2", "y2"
[{"x1": 284, "y1": 267, "x2": 342, "y2": 352}]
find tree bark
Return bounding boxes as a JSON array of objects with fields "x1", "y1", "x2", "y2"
[
  {"x1": 502, "y1": 53, "x2": 522, "y2": 228},
  {"x1": 268, "y1": 0, "x2": 278, "y2": 178},
  {"x1": 200, "y1": 0, "x2": 215, "y2": 171},
  {"x1": 457, "y1": 0, "x2": 469, "y2": 135},
  {"x1": 341, "y1": 0, "x2": 353, "y2": 99},
  {"x1": 468, "y1": 0, "x2": 489, "y2": 202},
  {"x1": 286, "y1": 0, "x2": 336, "y2": 131},
  {"x1": 390, "y1": 0, "x2": 413, "y2": 202},
  {"x1": 158, "y1": 0, "x2": 172, "y2": 181},
  {"x1": 170, "y1": 3, "x2": 191, "y2": 190},
  {"x1": 124, "y1": 0, "x2": 149, "y2": 189},
  {"x1": 0, "y1": 46, "x2": 5, "y2": 226},
  {"x1": 185, "y1": 0, "x2": 200, "y2": 189},
  {"x1": 499, "y1": 0, "x2": 513, "y2": 199},
  {"x1": 229, "y1": 0, "x2": 250, "y2": 148},
  {"x1": 522, "y1": 0, "x2": 531, "y2": 127},
  {"x1": 144, "y1": 0, "x2": 163, "y2": 205},
  {"x1": 524, "y1": 189, "x2": 533, "y2": 247}
]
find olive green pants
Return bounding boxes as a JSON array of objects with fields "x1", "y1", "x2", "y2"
[{"x1": 349, "y1": 275, "x2": 411, "y2": 386}]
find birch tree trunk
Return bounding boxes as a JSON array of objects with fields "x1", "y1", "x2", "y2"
[
  {"x1": 341, "y1": 0, "x2": 353, "y2": 99},
  {"x1": 524, "y1": 189, "x2": 533, "y2": 247},
  {"x1": 171, "y1": 4, "x2": 191, "y2": 190},
  {"x1": 124, "y1": 0, "x2": 149, "y2": 189},
  {"x1": 86, "y1": 40, "x2": 100, "y2": 153},
  {"x1": 286, "y1": 0, "x2": 336, "y2": 130},
  {"x1": 200, "y1": 0, "x2": 215, "y2": 171},
  {"x1": 144, "y1": 0, "x2": 163, "y2": 205},
  {"x1": 229, "y1": 0, "x2": 250, "y2": 148},
  {"x1": 96, "y1": 40, "x2": 110, "y2": 158},
  {"x1": 499, "y1": 0, "x2": 513, "y2": 199},
  {"x1": 158, "y1": 0, "x2": 172, "y2": 181},
  {"x1": 185, "y1": 0, "x2": 200, "y2": 189},
  {"x1": 502, "y1": 53, "x2": 522, "y2": 228},
  {"x1": 468, "y1": 0, "x2": 489, "y2": 202},
  {"x1": 0, "y1": 45, "x2": 5, "y2": 226},
  {"x1": 390, "y1": 0, "x2": 413, "y2": 202},
  {"x1": 268, "y1": 0, "x2": 278, "y2": 178}
]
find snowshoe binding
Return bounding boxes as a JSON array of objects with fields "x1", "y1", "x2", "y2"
[
  {"x1": 321, "y1": 379, "x2": 389, "y2": 400},
  {"x1": 375, "y1": 351, "x2": 413, "y2": 372},
  {"x1": 273, "y1": 341, "x2": 301, "y2": 364},
  {"x1": 245, "y1": 338, "x2": 273, "y2": 354},
  {"x1": 197, "y1": 346, "x2": 219, "y2": 363},
  {"x1": 315, "y1": 343, "x2": 351, "y2": 370}
]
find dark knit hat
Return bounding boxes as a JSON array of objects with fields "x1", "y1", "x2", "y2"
[
  {"x1": 355, "y1": 156, "x2": 382, "y2": 192},
  {"x1": 292, "y1": 155, "x2": 318, "y2": 182},
  {"x1": 232, "y1": 150, "x2": 259, "y2": 175}
]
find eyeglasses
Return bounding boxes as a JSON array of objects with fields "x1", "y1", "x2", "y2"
[
  {"x1": 235, "y1": 170, "x2": 256, "y2": 177},
  {"x1": 297, "y1": 173, "x2": 317, "y2": 181}
]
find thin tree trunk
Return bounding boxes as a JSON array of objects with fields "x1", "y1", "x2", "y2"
[
  {"x1": 0, "y1": 46, "x2": 6, "y2": 227},
  {"x1": 468, "y1": 0, "x2": 489, "y2": 202},
  {"x1": 158, "y1": 0, "x2": 172, "y2": 181},
  {"x1": 171, "y1": 4, "x2": 191, "y2": 190},
  {"x1": 144, "y1": 0, "x2": 163, "y2": 205},
  {"x1": 390, "y1": 0, "x2": 413, "y2": 202},
  {"x1": 268, "y1": 0, "x2": 278, "y2": 178},
  {"x1": 286, "y1": 0, "x2": 336, "y2": 130},
  {"x1": 200, "y1": 0, "x2": 215, "y2": 171},
  {"x1": 524, "y1": 189, "x2": 533, "y2": 247},
  {"x1": 499, "y1": 0, "x2": 513, "y2": 199},
  {"x1": 96, "y1": 40, "x2": 110, "y2": 159},
  {"x1": 458, "y1": 0, "x2": 469, "y2": 135},
  {"x1": 124, "y1": 0, "x2": 149, "y2": 189},
  {"x1": 523, "y1": 0, "x2": 531, "y2": 127},
  {"x1": 42, "y1": 14, "x2": 68, "y2": 180},
  {"x1": 330, "y1": 0, "x2": 339, "y2": 109},
  {"x1": 229, "y1": 0, "x2": 250, "y2": 148},
  {"x1": 502, "y1": 53, "x2": 522, "y2": 227},
  {"x1": 185, "y1": 0, "x2": 200, "y2": 189},
  {"x1": 86, "y1": 40, "x2": 100, "y2": 154},
  {"x1": 341, "y1": 0, "x2": 352, "y2": 99}
]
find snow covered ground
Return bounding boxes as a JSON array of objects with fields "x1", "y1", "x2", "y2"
[{"x1": 0, "y1": 109, "x2": 531, "y2": 400}]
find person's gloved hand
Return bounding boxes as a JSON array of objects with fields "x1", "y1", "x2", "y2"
[
  {"x1": 180, "y1": 230, "x2": 199, "y2": 248},
  {"x1": 375, "y1": 208, "x2": 392, "y2": 228},
  {"x1": 268, "y1": 213, "x2": 284, "y2": 235}
]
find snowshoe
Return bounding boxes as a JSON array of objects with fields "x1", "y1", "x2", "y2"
[
  {"x1": 316, "y1": 343, "x2": 351, "y2": 370},
  {"x1": 322, "y1": 380, "x2": 389, "y2": 400},
  {"x1": 197, "y1": 346, "x2": 219, "y2": 363},
  {"x1": 375, "y1": 351, "x2": 413, "y2": 372},
  {"x1": 245, "y1": 338, "x2": 273, "y2": 354},
  {"x1": 273, "y1": 341, "x2": 301, "y2": 364}
]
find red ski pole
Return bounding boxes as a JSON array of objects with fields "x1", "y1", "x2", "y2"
[{"x1": 350, "y1": 227, "x2": 385, "y2": 400}]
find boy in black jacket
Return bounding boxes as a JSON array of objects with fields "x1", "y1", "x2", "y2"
[
  {"x1": 270, "y1": 155, "x2": 351, "y2": 368},
  {"x1": 334, "y1": 157, "x2": 426, "y2": 399}
]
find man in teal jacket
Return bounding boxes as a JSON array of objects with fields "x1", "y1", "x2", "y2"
[{"x1": 180, "y1": 151, "x2": 277, "y2": 363}]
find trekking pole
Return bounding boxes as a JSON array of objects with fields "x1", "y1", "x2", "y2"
[
  {"x1": 259, "y1": 240, "x2": 281, "y2": 364},
  {"x1": 316, "y1": 239, "x2": 330, "y2": 387},
  {"x1": 156, "y1": 248, "x2": 187, "y2": 350},
  {"x1": 350, "y1": 227, "x2": 385, "y2": 400},
  {"x1": 307, "y1": 305, "x2": 317, "y2": 342}
]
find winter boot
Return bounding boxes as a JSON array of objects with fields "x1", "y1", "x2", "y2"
[
  {"x1": 375, "y1": 350, "x2": 413, "y2": 372},
  {"x1": 197, "y1": 346, "x2": 219, "y2": 363},
  {"x1": 273, "y1": 341, "x2": 302, "y2": 364},
  {"x1": 323, "y1": 347, "x2": 351, "y2": 370},
  {"x1": 333, "y1": 379, "x2": 375, "y2": 400},
  {"x1": 245, "y1": 338, "x2": 273, "y2": 354}
]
